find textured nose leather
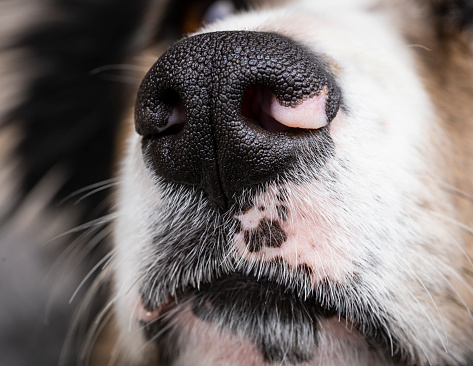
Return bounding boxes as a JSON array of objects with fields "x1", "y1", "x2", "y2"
[{"x1": 135, "y1": 31, "x2": 340, "y2": 209}]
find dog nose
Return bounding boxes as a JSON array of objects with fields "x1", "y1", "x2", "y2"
[{"x1": 135, "y1": 31, "x2": 340, "y2": 209}]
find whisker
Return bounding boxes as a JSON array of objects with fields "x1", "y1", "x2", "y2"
[
  {"x1": 445, "y1": 232, "x2": 473, "y2": 270},
  {"x1": 437, "y1": 180, "x2": 473, "y2": 204},
  {"x1": 438, "y1": 270, "x2": 473, "y2": 320},
  {"x1": 49, "y1": 212, "x2": 118, "y2": 242},
  {"x1": 70, "y1": 246, "x2": 116, "y2": 303},
  {"x1": 81, "y1": 307, "x2": 115, "y2": 366},
  {"x1": 402, "y1": 289, "x2": 436, "y2": 366},
  {"x1": 46, "y1": 225, "x2": 102, "y2": 281},
  {"x1": 430, "y1": 211, "x2": 473, "y2": 235},
  {"x1": 44, "y1": 224, "x2": 111, "y2": 323},
  {"x1": 59, "y1": 178, "x2": 119, "y2": 204},
  {"x1": 405, "y1": 43, "x2": 431, "y2": 51},
  {"x1": 74, "y1": 182, "x2": 120, "y2": 205},
  {"x1": 107, "y1": 341, "x2": 121, "y2": 366},
  {"x1": 60, "y1": 269, "x2": 111, "y2": 366},
  {"x1": 47, "y1": 219, "x2": 109, "y2": 276},
  {"x1": 394, "y1": 252, "x2": 449, "y2": 351}
]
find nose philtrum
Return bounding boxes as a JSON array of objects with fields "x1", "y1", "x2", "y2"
[{"x1": 135, "y1": 31, "x2": 340, "y2": 209}]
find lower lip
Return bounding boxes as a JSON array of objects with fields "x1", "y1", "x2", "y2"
[{"x1": 135, "y1": 294, "x2": 175, "y2": 323}]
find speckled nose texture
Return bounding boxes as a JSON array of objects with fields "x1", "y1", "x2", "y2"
[{"x1": 135, "y1": 31, "x2": 340, "y2": 209}]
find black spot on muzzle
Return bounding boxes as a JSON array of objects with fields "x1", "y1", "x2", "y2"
[{"x1": 135, "y1": 31, "x2": 340, "y2": 209}]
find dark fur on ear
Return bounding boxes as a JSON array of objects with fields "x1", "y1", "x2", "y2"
[
  {"x1": 4, "y1": 0, "x2": 150, "y2": 216},
  {"x1": 431, "y1": 0, "x2": 473, "y2": 35}
]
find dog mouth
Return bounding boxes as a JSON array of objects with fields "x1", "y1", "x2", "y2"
[
  {"x1": 139, "y1": 271, "x2": 403, "y2": 365},
  {"x1": 131, "y1": 179, "x2": 408, "y2": 364},
  {"x1": 141, "y1": 272, "x2": 329, "y2": 364}
]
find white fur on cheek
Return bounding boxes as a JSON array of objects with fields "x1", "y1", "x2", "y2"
[{"x1": 113, "y1": 133, "x2": 163, "y2": 362}]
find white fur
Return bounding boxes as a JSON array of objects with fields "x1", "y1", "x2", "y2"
[{"x1": 112, "y1": 1, "x2": 473, "y2": 365}]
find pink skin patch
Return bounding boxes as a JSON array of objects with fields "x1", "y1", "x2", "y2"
[
  {"x1": 234, "y1": 185, "x2": 354, "y2": 285},
  {"x1": 319, "y1": 317, "x2": 361, "y2": 340},
  {"x1": 317, "y1": 316, "x2": 369, "y2": 353},
  {"x1": 159, "y1": 306, "x2": 269, "y2": 365}
]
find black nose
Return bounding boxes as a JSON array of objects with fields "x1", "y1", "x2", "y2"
[{"x1": 135, "y1": 31, "x2": 340, "y2": 209}]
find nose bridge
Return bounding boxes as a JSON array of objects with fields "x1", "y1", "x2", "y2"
[{"x1": 135, "y1": 31, "x2": 339, "y2": 209}]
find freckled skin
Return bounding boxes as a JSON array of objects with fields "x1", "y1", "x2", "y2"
[
  {"x1": 233, "y1": 184, "x2": 356, "y2": 287},
  {"x1": 244, "y1": 228, "x2": 264, "y2": 252},
  {"x1": 237, "y1": 186, "x2": 291, "y2": 252},
  {"x1": 244, "y1": 218, "x2": 288, "y2": 252}
]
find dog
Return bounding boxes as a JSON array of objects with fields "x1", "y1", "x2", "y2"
[{"x1": 1, "y1": 0, "x2": 473, "y2": 365}]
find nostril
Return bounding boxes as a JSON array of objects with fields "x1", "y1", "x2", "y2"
[
  {"x1": 135, "y1": 89, "x2": 186, "y2": 137},
  {"x1": 157, "y1": 91, "x2": 186, "y2": 136},
  {"x1": 241, "y1": 85, "x2": 295, "y2": 133},
  {"x1": 241, "y1": 84, "x2": 330, "y2": 133}
]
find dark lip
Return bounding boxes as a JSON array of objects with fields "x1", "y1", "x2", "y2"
[
  {"x1": 141, "y1": 272, "x2": 331, "y2": 364},
  {"x1": 141, "y1": 271, "x2": 335, "y2": 318},
  {"x1": 140, "y1": 271, "x2": 408, "y2": 364}
]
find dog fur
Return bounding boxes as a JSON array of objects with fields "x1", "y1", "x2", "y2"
[{"x1": 1, "y1": 0, "x2": 473, "y2": 365}]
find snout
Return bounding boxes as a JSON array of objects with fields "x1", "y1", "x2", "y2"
[{"x1": 135, "y1": 31, "x2": 341, "y2": 209}]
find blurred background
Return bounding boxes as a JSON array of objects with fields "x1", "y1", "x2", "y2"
[{"x1": 0, "y1": 0, "x2": 152, "y2": 364}]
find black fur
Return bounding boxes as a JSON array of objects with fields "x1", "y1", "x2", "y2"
[
  {"x1": 143, "y1": 273, "x2": 406, "y2": 365},
  {"x1": 431, "y1": 0, "x2": 473, "y2": 34}
]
